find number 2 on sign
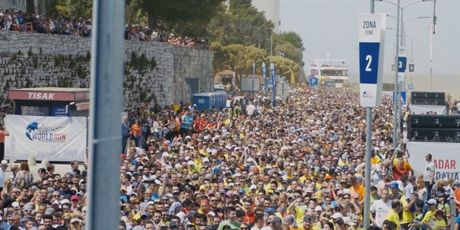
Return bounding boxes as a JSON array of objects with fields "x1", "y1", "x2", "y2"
[
  {"x1": 399, "y1": 61, "x2": 403, "y2": 68},
  {"x1": 365, "y1": 55, "x2": 372, "y2": 72}
]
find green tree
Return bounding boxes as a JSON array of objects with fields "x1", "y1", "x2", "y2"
[
  {"x1": 212, "y1": 43, "x2": 266, "y2": 76},
  {"x1": 125, "y1": 0, "x2": 147, "y2": 25},
  {"x1": 208, "y1": 0, "x2": 273, "y2": 49},
  {"x1": 275, "y1": 42, "x2": 303, "y2": 66},
  {"x1": 274, "y1": 32, "x2": 305, "y2": 51},
  {"x1": 55, "y1": 0, "x2": 92, "y2": 18},
  {"x1": 139, "y1": 0, "x2": 225, "y2": 37},
  {"x1": 269, "y1": 55, "x2": 301, "y2": 84}
]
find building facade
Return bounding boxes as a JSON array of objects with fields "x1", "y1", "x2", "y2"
[{"x1": 252, "y1": 0, "x2": 281, "y2": 33}]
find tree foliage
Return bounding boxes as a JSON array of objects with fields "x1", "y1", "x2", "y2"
[
  {"x1": 55, "y1": 0, "x2": 92, "y2": 18},
  {"x1": 275, "y1": 42, "x2": 303, "y2": 67},
  {"x1": 139, "y1": 0, "x2": 225, "y2": 37},
  {"x1": 274, "y1": 32, "x2": 305, "y2": 51},
  {"x1": 212, "y1": 42, "x2": 266, "y2": 76},
  {"x1": 208, "y1": 0, "x2": 273, "y2": 49},
  {"x1": 269, "y1": 56, "x2": 301, "y2": 84}
]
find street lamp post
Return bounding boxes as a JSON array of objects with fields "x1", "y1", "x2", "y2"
[{"x1": 376, "y1": 0, "x2": 433, "y2": 148}]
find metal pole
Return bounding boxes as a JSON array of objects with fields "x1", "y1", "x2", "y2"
[
  {"x1": 87, "y1": 0, "x2": 125, "y2": 229},
  {"x1": 364, "y1": 108, "x2": 373, "y2": 229},
  {"x1": 392, "y1": 0, "x2": 401, "y2": 149},
  {"x1": 370, "y1": 0, "x2": 375, "y2": 13},
  {"x1": 397, "y1": 8, "x2": 404, "y2": 137},
  {"x1": 252, "y1": 63, "x2": 256, "y2": 95},
  {"x1": 429, "y1": 24, "x2": 433, "y2": 91},
  {"x1": 400, "y1": 9, "x2": 404, "y2": 47},
  {"x1": 270, "y1": 34, "x2": 273, "y2": 56},
  {"x1": 282, "y1": 81, "x2": 285, "y2": 98},
  {"x1": 410, "y1": 38, "x2": 414, "y2": 85},
  {"x1": 432, "y1": 0, "x2": 437, "y2": 34},
  {"x1": 364, "y1": 2, "x2": 374, "y2": 229}
]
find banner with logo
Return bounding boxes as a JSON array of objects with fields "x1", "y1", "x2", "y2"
[
  {"x1": 4, "y1": 115, "x2": 87, "y2": 162},
  {"x1": 407, "y1": 142, "x2": 460, "y2": 181}
]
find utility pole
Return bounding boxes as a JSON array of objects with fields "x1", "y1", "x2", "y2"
[
  {"x1": 87, "y1": 0, "x2": 125, "y2": 229},
  {"x1": 363, "y1": 1, "x2": 375, "y2": 229},
  {"x1": 392, "y1": 0, "x2": 401, "y2": 149}
]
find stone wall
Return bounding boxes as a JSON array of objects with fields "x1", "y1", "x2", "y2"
[
  {"x1": 0, "y1": 32, "x2": 213, "y2": 109},
  {"x1": 0, "y1": 0, "x2": 28, "y2": 11}
]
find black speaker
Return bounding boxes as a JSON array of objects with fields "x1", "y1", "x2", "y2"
[
  {"x1": 408, "y1": 128, "x2": 460, "y2": 142},
  {"x1": 409, "y1": 115, "x2": 460, "y2": 129},
  {"x1": 411, "y1": 98, "x2": 446, "y2": 106},
  {"x1": 411, "y1": 91, "x2": 445, "y2": 100}
]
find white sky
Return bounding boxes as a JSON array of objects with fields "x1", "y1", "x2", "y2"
[{"x1": 280, "y1": 0, "x2": 460, "y2": 77}]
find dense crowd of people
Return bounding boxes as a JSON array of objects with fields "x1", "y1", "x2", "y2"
[
  {"x1": 0, "y1": 87, "x2": 459, "y2": 229},
  {"x1": 0, "y1": 9, "x2": 209, "y2": 49}
]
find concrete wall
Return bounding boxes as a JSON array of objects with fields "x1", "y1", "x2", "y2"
[
  {"x1": 0, "y1": 32, "x2": 213, "y2": 109},
  {"x1": 0, "y1": 0, "x2": 27, "y2": 11}
]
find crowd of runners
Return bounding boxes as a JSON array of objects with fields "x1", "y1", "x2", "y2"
[{"x1": 1, "y1": 87, "x2": 459, "y2": 229}]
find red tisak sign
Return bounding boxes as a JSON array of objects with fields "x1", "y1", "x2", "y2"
[{"x1": 8, "y1": 90, "x2": 88, "y2": 101}]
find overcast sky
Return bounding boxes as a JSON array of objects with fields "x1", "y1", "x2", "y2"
[{"x1": 280, "y1": 0, "x2": 460, "y2": 78}]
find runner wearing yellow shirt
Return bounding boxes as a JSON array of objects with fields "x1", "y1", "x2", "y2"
[
  {"x1": 385, "y1": 199, "x2": 403, "y2": 230},
  {"x1": 400, "y1": 193, "x2": 417, "y2": 229},
  {"x1": 421, "y1": 199, "x2": 438, "y2": 229},
  {"x1": 432, "y1": 210, "x2": 448, "y2": 230}
]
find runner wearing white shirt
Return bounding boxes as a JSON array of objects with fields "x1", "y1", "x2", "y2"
[
  {"x1": 0, "y1": 160, "x2": 7, "y2": 192},
  {"x1": 404, "y1": 176, "x2": 415, "y2": 200},
  {"x1": 423, "y1": 153, "x2": 436, "y2": 200},
  {"x1": 370, "y1": 188, "x2": 391, "y2": 228}
]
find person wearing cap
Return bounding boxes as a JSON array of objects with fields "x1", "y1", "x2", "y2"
[
  {"x1": 70, "y1": 217, "x2": 84, "y2": 230},
  {"x1": 0, "y1": 125, "x2": 9, "y2": 160},
  {"x1": 419, "y1": 199, "x2": 438, "y2": 229}
]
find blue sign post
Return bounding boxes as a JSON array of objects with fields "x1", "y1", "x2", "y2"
[
  {"x1": 359, "y1": 13, "x2": 386, "y2": 229},
  {"x1": 309, "y1": 77, "x2": 318, "y2": 87},
  {"x1": 270, "y1": 63, "x2": 276, "y2": 107}
]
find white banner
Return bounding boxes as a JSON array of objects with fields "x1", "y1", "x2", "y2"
[
  {"x1": 407, "y1": 142, "x2": 460, "y2": 181},
  {"x1": 409, "y1": 104, "x2": 447, "y2": 115},
  {"x1": 4, "y1": 115, "x2": 87, "y2": 162}
]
